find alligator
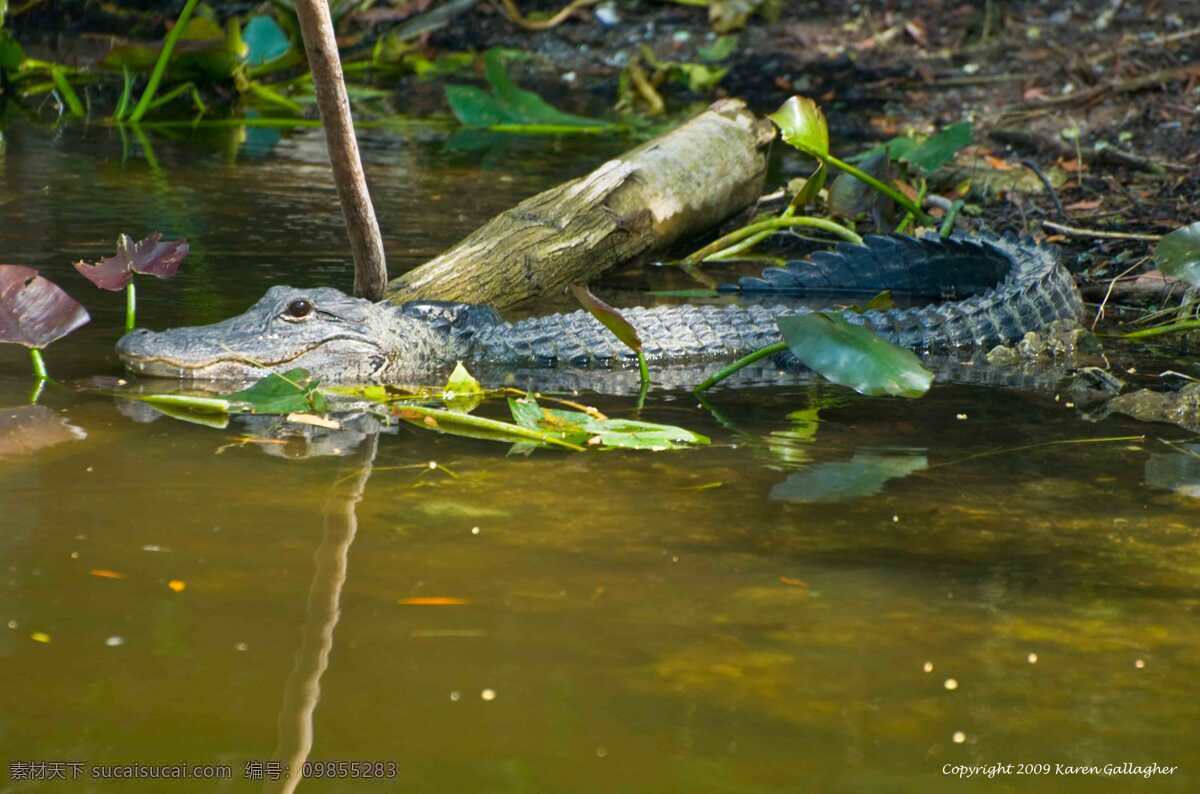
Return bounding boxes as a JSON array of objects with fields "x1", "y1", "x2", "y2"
[{"x1": 116, "y1": 233, "x2": 1084, "y2": 390}]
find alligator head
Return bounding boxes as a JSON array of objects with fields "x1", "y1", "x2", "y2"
[{"x1": 116, "y1": 285, "x2": 500, "y2": 382}]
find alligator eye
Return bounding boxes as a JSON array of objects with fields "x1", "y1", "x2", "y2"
[{"x1": 284, "y1": 299, "x2": 314, "y2": 320}]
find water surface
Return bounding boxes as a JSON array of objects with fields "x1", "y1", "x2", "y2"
[{"x1": 1, "y1": 119, "x2": 1197, "y2": 792}]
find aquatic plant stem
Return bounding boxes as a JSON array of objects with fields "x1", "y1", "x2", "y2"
[
  {"x1": 1121, "y1": 319, "x2": 1200, "y2": 340},
  {"x1": 129, "y1": 0, "x2": 200, "y2": 123},
  {"x1": 294, "y1": 0, "x2": 388, "y2": 301},
  {"x1": 50, "y1": 66, "x2": 84, "y2": 117},
  {"x1": 938, "y1": 200, "x2": 964, "y2": 238},
  {"x1": 693, "y1": 341, "x2": 787, "y2": 393},
  {"x1": 684, "y1": 217, "x2": 862, "y2": 265},
  {"x1": 29, "y1": 348, "x2": 47, "y2": 379},
  {"x1": 820, "y1": 151, "x2": 930, "y2": 224},
  {"x1": 125, "y1": 281, "x2": 136, "y2": 332}
]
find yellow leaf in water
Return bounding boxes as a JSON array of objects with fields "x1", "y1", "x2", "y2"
[
  {"x1": 31, "y1": 632, "x2": 51, "y2": 643},
  {"x1": 167, "y1": 580, "x2": 187, "y2": 592},
  {"x1": 399, "y1": 597, "x2": 469, "y2": 606},
  {"x1": 90, "y1": 569, "x2": 126, "y2": 579}
]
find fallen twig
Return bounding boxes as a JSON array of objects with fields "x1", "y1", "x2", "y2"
[{"x1": 1042, "y1": 221, "x2": 1162, "y2": 241}]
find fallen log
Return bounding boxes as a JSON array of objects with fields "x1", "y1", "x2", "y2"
[{"x1": 386, "y1": 99, "x2": 775, "y2": 309}]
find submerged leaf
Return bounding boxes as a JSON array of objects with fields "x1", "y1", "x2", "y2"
[
  {"x1": 74, "y1": 233, "x2": 189, "y2": 291},
  {"x1": 768, "y1": 96, "x2": 829, "y2": 157},
  {"x1": 777, "y1": 313, "x2": 933, "y2": 398},
  {"x1": 1155, "y1": 221, "x2": 1200, "y2": 287},
  {"x1": 570, "y1": 284, "x2": 642, "y2": 353},
  {"x1": 0, "y1": 265, "x2": 90, "y2": 349}
]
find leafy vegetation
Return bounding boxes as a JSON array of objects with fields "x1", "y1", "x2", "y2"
[
  {"x1": 128, "y1": 363, "x2": 708, "y2": 453},
  {"x1": 446, "y1": 49, "x2": 616, "y2": 133}
]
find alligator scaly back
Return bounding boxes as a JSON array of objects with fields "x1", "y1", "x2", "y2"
[{"x1": 466, "y1": 234, "x2": 1083, "y2": 367}]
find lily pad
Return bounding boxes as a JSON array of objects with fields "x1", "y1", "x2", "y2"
[
  {"x1": 0, "y1": 266, "x2": 90, "y2": 349},
  {"x1": 1154, "y1": 221, "x2": 1200, "y2": 287},
  {"x1": 74, "y1": 233, "x2": 189, "y2": 292},
  {"x1": 768, "y1": 96, "x2": 829, "y2": 158},
  {"x1": 777, "y1": 313, "x2": 933, "y2": 398}
]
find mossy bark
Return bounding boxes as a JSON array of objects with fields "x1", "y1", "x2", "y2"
[{"x1": 386, "y1": 99, "x2": 775, "y2": 308}]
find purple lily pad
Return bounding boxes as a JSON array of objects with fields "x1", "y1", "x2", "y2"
[
  {"x1": 74, "y1": 233, "x2": 189, "y2": 291},
  {"x1": 0, "y1": 265, "x2": 91, "y2": 349}
]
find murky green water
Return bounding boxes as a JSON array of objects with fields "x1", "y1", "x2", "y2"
[{"x1": 2, "y1": 119, "x2": 1198, "y2": 792}]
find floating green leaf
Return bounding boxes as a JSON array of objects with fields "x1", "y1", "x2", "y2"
[
  {"x1": 442, "y1": 361, "x2": 484, "y2": 412},
  {"x1": 1154, "y1": 221, "x2": 1200, "y2": 287},
  {"x1": 897, "y1": 122, "x2": 972, "y2": 175},
  {"x1": 508, "y1": 396, "x2": 709, "y2": 450},
  {"x1": 223, "y1": 368, "x2": 328, "y2": 414},
  {"x1": 777, "y1": 313, "x2": 933, "y2": 398},
  {"x1": 768, "y1": 96, "x2": 829, "y2": 157},
  {"x1": 446, "y1": 49, "x2": 613, "y2": 131}
]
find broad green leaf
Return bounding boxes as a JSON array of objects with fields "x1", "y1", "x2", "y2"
[
  {"x1": 898, "y1": 122, "x2": 972, "y2": 175},
  {"x1": 570, "y1": 284, "x2": 642, "y2": 353},
  {"x1": 243, "y1": 15, "x2": 290, "y2": 67},
  {"x1": 768, "y1": 96, "x2": 829, "y2": 157},
  {"x1": 222, "y1": 368, "x2": 328, "y2": 414},
  {"x1": 509, "y1": 396, "x2": 709, "y2": 450},
  {"x1": 446, "y1": 49, "x2": 613, "y2": 131},
  {"x1": 1155, "y1": 221, "x2": 1200, "y2": 287},
  {"x1": 777, "y1": 313, "x2": 933, "y2": 398},
  {"x1": 0, "y1": 30, "x2": 22, "y2": 73}
]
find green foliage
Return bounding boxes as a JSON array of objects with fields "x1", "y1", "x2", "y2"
[
  {"x1": 223, "y1": 368, "x2": 329, "y2": 414},
  {"x1": 776, "y1": 313, "x2": 933, "y2": 398},
  {"x1": 569, "y1": 285, "x2": 642, "y2": 352},
  {"x1": 243, "y1": 15, "x2": 290, "y2": 67},
  {"x1": 1154, "y1": 221, "x2": 1200, "y2": 287},
  {"x1": 508, "y1": 396, "x2": 709, "y2": 450},
  {"x1": 768, "y1": 95, "x2": 829, "y2": 157},
  {"x1": 0, "y1": 29, "x2": 22, "y2": 74},
  {"x1": 140, "y1": 368, "x2": 327, "y2": 415},
  {"x1": 697, "y1": 34, "x2": 739, "y2": 62},
  {"x1": 893, "y1": 122, "x2": 973, "y2": 175},
  {"x1": 446, "y1": 49, "x2": 614, "y2": 131}
]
